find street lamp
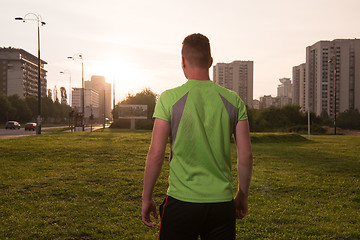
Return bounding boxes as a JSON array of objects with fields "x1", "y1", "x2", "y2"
[
  {"x1": 68, "y1": 54, "x2": 85, "y2": 131},
  {"x1": 15, "y1": 13, "x2": 45, "y2": 135},
  {"x1": 59, "y1": 70, "x2": 72, "y2": 106},
  {"x1": 328, "y1": 53, "x2": 337, "y2": 135}
]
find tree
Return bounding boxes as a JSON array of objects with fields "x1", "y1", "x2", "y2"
[
  {"x1": 47, "y1": 89, "x2": 52, "y2": 99},
  {"x1": 25, "y1": 96, "x2": 37, "y2": 121},
  {"x1": 259, "y1": 107, "x2": 286, "y2": 129},
  {"x1": 247, "y1": 105, "x2": 324, "y2": 133},
  {"x1": 7, "y1": 94, "x2": 32, "y2": 122},
  {"x1": 0, "y1": 96, "x2": 12, "y2": 123},
  {"x1": 0, "y1": 95, "x2": 72, "y2": 124},
  {"x1": 111, "y1": 88, "x2": 157, "y2": 130},
  {"x1": 60, "y1": 87, "x2": 67, "y2": 105},
  {"x1": 53, "y1": 86, "x2": 58, "y2": 102},
  {"x1": 114, "y1": 88, "x2": 157, "y2": 119},
  {"x1": 41, "y1": 96, "x2": 54, "y2": 121},
  {"x1": 280, "y1": 105, "x2": 306, "y2": 126},
  {"x1": 320, "y1": 110, "x2": 332, "y2": 126},
  {"x1": 53, "y1": 100, "x2": 64, "y2": 121},
  {"x1": 337, "y1": 109, "x2": 360, "y2": 129}
]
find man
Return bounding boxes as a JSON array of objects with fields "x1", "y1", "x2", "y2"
[{"x1": 142, "y1": 33, "x2": 253, "y2": 240}]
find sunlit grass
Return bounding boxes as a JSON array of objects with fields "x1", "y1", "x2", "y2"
[{"x1": 0, "y1": 131, "x2": 359, "y2": 239}]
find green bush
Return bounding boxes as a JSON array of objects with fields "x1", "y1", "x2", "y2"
[
  {"x1": 288, "y1": 124, "x2": 326, "y2": 134},
  {"x1": 110, "y1": 119, "x2": 154, "y2": 130},
  {"x1": 337, "y1": 109, "x2": 360, "y2": 130},
  {"x1": 250, "y1": 133, "x2": 308, "y2": 143},
  {"x1": 135, "y1": 119, "x2": 154, "y2": 130},
  {"x1": 248, "y1": 105, "x2": 325, "y2": 133},
  {"x1": 109, "y1": 119, "x2": 131, "y2": 129}
]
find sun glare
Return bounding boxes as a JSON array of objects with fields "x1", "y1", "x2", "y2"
[{"x1": 87, "y1": 58, "x2": 146, "y2": 101}]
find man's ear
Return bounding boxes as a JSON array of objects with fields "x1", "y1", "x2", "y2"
[
  {"x1": 181, "y1": 56, "x2": 188, "y2": 79},
  {"x1": 209, "y1": 57, "x2": 213, "y2": 68}
]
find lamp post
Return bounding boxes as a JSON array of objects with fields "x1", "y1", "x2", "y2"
[
  {"x1": 328, "y1": 52, "x2": 337, "y2": 135},
  {"x1": 103, "y1": 88, "x2": 106, "y2": 129},
  {"x1": 113, "y1": 76, "x2": 115, "y2": 122},
  {"x1": 15, "y1": 13, "x2": 45, "y2": 135},
  {"x1": 333, "y1": 62, "x2": 337, "y2": 135},
  {"x1": 68, "y1": 54, "x2": 85, "y2": 131}
]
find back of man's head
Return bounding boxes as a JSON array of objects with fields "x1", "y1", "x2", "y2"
[{"x1": 182, "y1": 33, "x2": 212, "y2": 69}]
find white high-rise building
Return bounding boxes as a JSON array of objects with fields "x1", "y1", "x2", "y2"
[
  {"x1": 305, "y1": 39, "x2": 360, "y2": 117},
  {"x1": 292, "y1": 63, "x2": 306, "y2": 111},
  {"x1": 85, "y1": 75, "x2": 112, "y2": 120},
  {"x1": 277, "y1": 78, "x2": 292, "y2": 98},
  {"x1": 72, "y1": 88, "x2": 99, "y2": 118},
  {"x1": 213, "y1": 61, "x2": 253, "y2": 107},
  {"x1": 0, "y1": 47, "x2": 47, "y2": 98}
]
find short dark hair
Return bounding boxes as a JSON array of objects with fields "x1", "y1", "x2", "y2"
[{"x1": 182, "y1": 33, "x2": 212, "y2": 68}]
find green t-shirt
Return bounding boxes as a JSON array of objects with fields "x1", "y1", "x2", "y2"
[{"x1": 153, "y1": 79, "x2": 247, "y2": 203}]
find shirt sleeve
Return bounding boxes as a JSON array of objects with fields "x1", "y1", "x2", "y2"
[
  {"x1": 153, "y1": 91, "x2": 171, "y2": 122},
  {"x1": 237, "y1": 96, "x2": 248, "y2": 121}
]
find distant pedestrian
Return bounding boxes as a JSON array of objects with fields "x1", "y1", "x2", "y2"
[{"x1": 142, "y1": 33, "x2": 253, "y2": 240}]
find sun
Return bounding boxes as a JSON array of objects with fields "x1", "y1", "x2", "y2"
[{"x1": 88, "y1": 57, "x2": 144, "y2": 101}]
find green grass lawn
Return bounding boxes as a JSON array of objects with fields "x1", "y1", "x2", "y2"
[{"x1": 0, "y1": 130, "x2": 359, "y2": 239}]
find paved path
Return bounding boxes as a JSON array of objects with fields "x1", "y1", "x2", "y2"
[
  {"x1": 0, "y1": 127, "x2": 53, "y2": 139},
  {"x1": 0, "y1": 125, "x2": 106, "y2": 139}
]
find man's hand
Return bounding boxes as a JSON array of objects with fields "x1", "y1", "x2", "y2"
[
  {"x1": 234, "y1": 192, "x2": 248, "y2": 219},
  {"x1": 142, "y1": 198, "x2": 158, "y2": 228},
  {"x1": 142, "y1": 119, "x2": 169, "y2": 227},
  {"x1": 234, "y1": 120, "x2": 252, "y2": 219}
]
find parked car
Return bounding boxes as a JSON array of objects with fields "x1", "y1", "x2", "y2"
[
  {"x1": 5, "y1": 121, "x2": 21, "y2": 130},
  {"x1": 25, "y1": 122, "x2": 37, "y2": 131}
]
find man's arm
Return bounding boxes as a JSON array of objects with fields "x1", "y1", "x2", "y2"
[
  {"x1": 234, "y1": 120, "x2": 253, "y2": 219},
  {"x1": 142, "y1": 118, "x2": 170, "y2": 227}
]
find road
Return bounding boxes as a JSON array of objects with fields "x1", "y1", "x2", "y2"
[{"x1": 0, "y1": 125, "x2": 105, "y2": 139}]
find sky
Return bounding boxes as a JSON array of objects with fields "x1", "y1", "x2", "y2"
[{"x1": 2, "y1": 0, "x2": 360, "y2": 104}]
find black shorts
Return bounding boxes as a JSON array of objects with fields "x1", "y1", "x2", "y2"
[{"x1": 158, "y1": 196, "x2": 236, "y2": 240}]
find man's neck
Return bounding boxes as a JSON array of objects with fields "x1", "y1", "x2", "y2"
[{"x1": 186, "y1": 68, "x2": 210, "y2": 81}]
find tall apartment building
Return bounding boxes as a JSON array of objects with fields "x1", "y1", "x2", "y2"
[
  {"x1": 276, "y1": 78, "x2": 292, "y2": 107},
  {"x1": 252, "y1": 99, "x2": 260, "y2": 109},
  {"x1": 213, "y1": 61, "x2": 253, "y2": 107},
  {"x1": 277, "y1": 78, "x2": 293, "y2": 98},
  {"x1": 259, "y1": 95, "x2": 276, "y2": 108},
  {"x1": 258, "y1": 94, "x2": 292, "y2": 109},
  {"x1": 305, "y1": 39, "x2": 360, "y2": 117},
  {"x1": 85, "y1": 75, "x2": 112, "y2": 120},
  {"x1": 0, "y1": 47, "x2": 47, "y2": 98},
  {"x1": 292, "y1": 63, "x2": 306, "y2": 111},
  {"x1": 72, "y1": 88, "x2": 100, "y2": 118}
]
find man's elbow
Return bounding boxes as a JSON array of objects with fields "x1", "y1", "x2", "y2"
[
  {"x1": 239, "y1": 151, "x2": 253, "y2": 165},
  {"x1": 147, "y1": 148, "x2": 165, "y2": 164}
]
